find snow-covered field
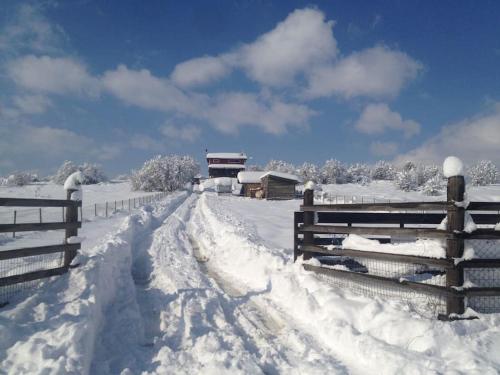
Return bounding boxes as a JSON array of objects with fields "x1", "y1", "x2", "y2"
[{"x1": 1, "y1": 182, "x2": 500, "y2": 374}]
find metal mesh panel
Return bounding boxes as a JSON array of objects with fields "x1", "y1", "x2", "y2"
[
  {"x1": 467, "y1": 239, "x2": 500, "y2": 259},
  {"x1": 464, "y1": 268, "x2": 500, "y2": 288},
  {"x1": 314, "y1": 268, "x2": 447, "y2": 317},
  {"x1": 467, "y1": 296, "x2": 500, "y2": 314},
  {"x1": 314, "y1": 255, "x2": 447, "y2": 316},
  {"x1": 0, "y1": 251, "x2": 64, "y2": 304}
]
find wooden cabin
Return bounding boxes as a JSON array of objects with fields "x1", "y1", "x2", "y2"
[
  {"x1": 260, "y1": 172, "x2": 299, "y2": 200},
  {"x1": 237, "y1": 171, "x2": 264, "y2": 197},
  {"x1": 206, "y1": 152, "x2": 247, "y2": 178}
]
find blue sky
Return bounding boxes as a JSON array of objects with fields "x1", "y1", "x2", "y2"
[{"x1": 1, "y1": 0, "x2": 499, "y2": 176}]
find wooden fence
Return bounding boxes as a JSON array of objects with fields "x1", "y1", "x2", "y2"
[
  {"x1": 0, "y1": 188, "x2": 81, "y2": 297},
  {"x1": 0, "y1": 190, "x2": 168, "y2": 305},
  {"x1": 294, "y1": 176, "x2": 500, "y2": 319}
]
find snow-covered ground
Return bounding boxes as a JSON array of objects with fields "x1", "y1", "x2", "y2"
[{"x1": 1, "y1": 182, "x2": 500, "y2": 373}]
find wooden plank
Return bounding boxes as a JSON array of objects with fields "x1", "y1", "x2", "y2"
[
  {"x1": 301, "y1": 201, "x2": 447, "y2": 212},
  {"x1": 0, "y1": 266, "x2": 68, "y2": 287},
  {"x1": 295, "y1": 211, "x2": 499, "y2": 225},
  {"x1": 300, "y1": 224, "x2": 450, "y2": 238},
  {"x1": 460, "y1": 230, "x2": 500, "y2": 239},
  {"x1": 461, "y1": 259, "x2": 500, "y2": 268},
  {"x1": 300, "y1": 244, "x2": 453, "y2": 268},
  {"x1": 0, "y1": 197, "x2": 81, "y2": 208},
  {"x1": 0, "y1": 243, "x2": 80, "y2": 260},
  {"x1": 468, "y1": 202, "x2": 500, "y2": 211},
  {"x1": 302, "y1": 263, "x2": 456, "y2": 297},
  {"x1": 0, "y1": 221, "x2": 81, "y2": 234},
  {"x1": 464, "y1": 287, "x2": 500, "y2": 297}
]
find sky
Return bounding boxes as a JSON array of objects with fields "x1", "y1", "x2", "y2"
[{"x1": 1, "y1": 0, "x2": 500, "y2": 176}]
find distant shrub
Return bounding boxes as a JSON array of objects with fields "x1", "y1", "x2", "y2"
[
  {"x1": 265, "y1": 160, "x2": 296, "y2": 174},
  {"x1": 346, "y1": 163, "x2": 372, "y2": 185},
  {"x1": 394, "y1": 170, "x2": 418, "y2": 191},
  {"x1": 320, "y1": 159, "x2": 348, "y2": 184},
  {"x1": 421, "y1": 175, "x2": 445, "y2": 196},
  {"x1": 296, "y1": 162, "x2": 320, "y2": 183},
  {"x1": 130, "y1": 154, "x2": 199, "y2": 192},
  {"x1": 468, "y1": 160, "x2": 498, "y2": 186},
  {"x1": 1, "y1": 172, "x2": 39, "y2": 186},
  {"x1": 371, "y1": 161, "x2": 396, "y2": 181}
]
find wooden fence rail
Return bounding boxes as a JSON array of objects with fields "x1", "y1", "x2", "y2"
[{"x1": 294, "y1": 175, "x2": 500, "y2": 319}]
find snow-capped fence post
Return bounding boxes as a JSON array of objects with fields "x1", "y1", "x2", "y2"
[
  {"x1": 444, "y1": 157, "x2": 466, "y2": 316},
  {"x1": 63, "y1": 172, "x2": 83, "y2": 268},
  {"x1": 302, "y1": 182, "x2": 316, "y2": 261}
]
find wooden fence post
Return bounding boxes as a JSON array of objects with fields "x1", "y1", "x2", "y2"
[
  {"x1": 39, "y1": 208, "x2": 42, "y2": 223},
  {"x1": 302, "y1": 187, "x2": 315, "y2": 261},
  {"x1": 105, "y1": 202, "x2": 108, "y2": 217},
  {"x1": 446, "y1": 175, "x2": 465, "y2": 316},
  {"x1": 13, "y1": 210, "x2": 16, "y2": 238},
  {"x1": 95, "y1": 203, "x2": 97, "y2": 217},
  {"x1": 64, "y1": 188, "x2": 79, "y2": 267}
]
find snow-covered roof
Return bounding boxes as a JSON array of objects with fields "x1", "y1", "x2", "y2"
[
  {"x1": 209, "y1": 164, "x2": 246, "y2": 169},
  {"x1": 237, "y1": 171, "x2": 265, "y2": 184},
  {"x1": 260, "y1": 171, "x2": 300, "y2": 182},
  {"x1": 206, "y1": 152, "x2": 247, "y2": 160}
]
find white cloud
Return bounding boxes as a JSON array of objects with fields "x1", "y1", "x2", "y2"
[
  {"x1": 238, "y1": 8, "x2": 337, "y2": 86},
  {"x1": 13, "y1": 94, "x2": 52, "y2": 114},
  {"x1": 0, "y1": 121, "x2": 121, "y2": 174},
  {"x1": 161, "y1": 124, "x2": 201, "y2": 142},
  {"x1": 0, "y1": 4, "x2": 65, "y2": 54},
  {"x1": 394, "y1": 106, "x2": 500, "y2": 165},
  {"x1": 170, "y1": 8, "x2": 337, "y2": 88},
  {"x1": 305, "y1": 46, "x2": 422, "y2": 99},
  {"x1": 370, "y1": 141, "x2": 399, "y2": 156},
  {"x1": 205, "y1": 92, "x2": 315, "y2": 134},
  {"x1": 102, "y1": 64, "x2": 203, "y2": 114},
  {"x1": 103, "y1": 65, "x2": 315, "y2": 135},
  {"x1": 7, "y1": 55, "x2": 99, "y2": 96},
  {"x1": 171, "y1": 55, "x2": 233, "y2": 88},
  {"x1": 354, "y1": 103, "x2": 420, "y2": 138},
  {"x1": 129, "y1": 134, "x2": 164, "y2": 151}
]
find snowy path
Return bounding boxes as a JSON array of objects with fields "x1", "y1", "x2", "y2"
[
  {"x1": 2, "y1": 190, "x2": 500, "y2": 374},
  {"x1": 90, "y1": 192, "x2": 347, "y2": 374}
]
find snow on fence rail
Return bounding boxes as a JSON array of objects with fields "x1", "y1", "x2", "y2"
[{"x1": 294, "y1": 174, "x2": 500, "y2": 320}]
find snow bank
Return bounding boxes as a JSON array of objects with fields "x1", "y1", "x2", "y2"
[
  {"x1": 337, "y1": 234, "x2": 447, "y2": 258},
  {"x1": 443, "y1": 156, "x2": 464, "y2": 178},
  {"x1": 193, "y1": 194, "x2": 500, "y2": 374}
]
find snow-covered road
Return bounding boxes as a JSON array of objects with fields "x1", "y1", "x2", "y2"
[{"x1": 1, "y1": 190, "x2": 500, "y2": 374}]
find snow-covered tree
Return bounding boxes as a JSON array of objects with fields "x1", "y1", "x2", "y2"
[
  {"x1": 53, "y1": 161, "x2": 107, "y2": 185},
  {"x1": 421, "y1": 175, "x2": 444, "y2": 196},
  {"x1": 265, "y1": 160, "x2": 296, "y2": 174},
  {"x1": 320, "y1": 159, "x2": 348, "y2": 184},
  {"x1": 79, "y1": 163, "x2": 107, "y2": 184},
  {"x1": 394, "y1": 169, "x2": 418, "y2": 191},
  {"x1": 1, "y1": 172, "x2": 38, "y2": 186},
  {"x1": 131, "y1": 154, "x2": 200, "y2": 192},
  {"x1": 468, "y1": 160, "x2": 498, "y2": 186},
  {"x1": 296, "y1": 162, "x2": 320, "y2": 182},
  {"x1": 346, "y1": 163, "x2": 372, "y2": 185},
  {"x1": 53, "y1": 161, "x2": 78, "y2": 185},
  {"x1": 371, "y1": 161, "x2": 396, "y2": 181}
]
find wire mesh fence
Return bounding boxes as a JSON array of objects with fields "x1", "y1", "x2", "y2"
[{"x1": 314, "y1": 267, "x2": 447, "y2": 317}]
